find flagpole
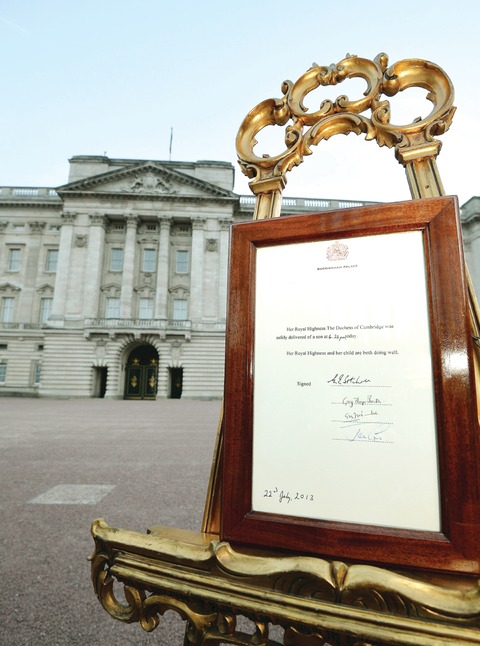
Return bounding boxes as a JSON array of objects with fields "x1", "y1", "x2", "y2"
[{"x1": 169, "y1": 127, "x2": 173, "y2": 161}]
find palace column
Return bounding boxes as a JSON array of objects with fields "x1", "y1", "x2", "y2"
[
  {"x1": 84, "y1": 213, "x2": 106, "y2": 319},
  {"x1": 189, "y1": 218, "x2": 206, "y2": 323},
  {"x1": 460, "y1": 201, "x2": 480, "y2": 299},
  {"x1": 154, "y1": 216, "x2": 171, "y2": 320},
  {"x1": 26, "y1": 221, "x2": 46, "y2": 278},
  {"x1": 120, "y1": 213, "x2": 138, "y2": 319},
  {"x1": 218, "y1": 219, "x2": 232, "y2": 320},
  {"x1": 21, "y1": 221, "x2": 46, "y2": 321},
  {"x1": 50, "y1": 211, "x2": 76, "y2": 325}
]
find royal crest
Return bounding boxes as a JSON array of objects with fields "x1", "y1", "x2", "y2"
[
  {"x1": 326, "y1": 240, "x2": 349, "y2": 261},
  {"x1": 129, "y1": 172, "x2": 176, "y2": 194}
]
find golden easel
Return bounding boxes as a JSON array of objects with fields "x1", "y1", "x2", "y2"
[{"x1": 91, "y1": 53, "x2": 480, "y2": 645}]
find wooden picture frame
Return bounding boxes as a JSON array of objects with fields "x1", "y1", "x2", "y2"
[{"x1": 221, "y1": 196, "x2": 480, "y2": 573}]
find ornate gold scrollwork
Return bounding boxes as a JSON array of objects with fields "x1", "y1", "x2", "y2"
[
  {"x1": 236, "y1": 53, "x2": 455, "y2": 212},
  {"x1": 90, "y1": 520, "x2": 480, "y2": 645},
  {"x1": 375, "y1": 58, "x2": 455, "y2": 152},
  {"x1": 90, "y1": 545, "x2": 144, "y2": 625}
]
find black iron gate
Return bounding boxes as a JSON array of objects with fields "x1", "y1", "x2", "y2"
[{"x1": 124, "y1": 346, "x2": 159, "y2": 400}]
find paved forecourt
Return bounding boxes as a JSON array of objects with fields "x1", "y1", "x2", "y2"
[{"x1": 0, "y1": 397, "x2": 222, "y2": 645}]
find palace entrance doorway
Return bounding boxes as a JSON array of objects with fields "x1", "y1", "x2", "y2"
[
  {"x1": 169, "y1": 367, "x2": 183, "y2": 399},
  {"x1": 124, "y1": 345, "x2": 159, "y2": 400}
]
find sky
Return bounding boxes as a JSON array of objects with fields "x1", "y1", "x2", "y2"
[{"x1": 0, "y1": 0, "x2": 478, "y2": 206}]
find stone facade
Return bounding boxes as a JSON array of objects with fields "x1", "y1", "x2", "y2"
[
  {"x1": 460, "y1": 197, "x2": 480, "y2": 298},
  {"x1": 0, "y1": 157, "x2": 244, "y2": 399},
  {"x1": 0, "y1": 155, "x2": 475, "y2": 399}
]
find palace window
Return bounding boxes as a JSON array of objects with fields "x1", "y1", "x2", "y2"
[
  {"x1": 32, "y1": 361, "x2": 42, "y2": 386},
  {"x1": 8, "y1": 248, "x2": 21, "y2": 272},
  {"x1": 46, "y1": 248, "x2": 58, "y2": 272},
  {"x1": 173, "y1": 224, "x2": 191, "y2": 235},
  {"x1": 0, "y1": 362, "x2": 6, "y2": 383},
  {"x1": 39, "y1": 297, "x2": 53, "y2": 323},
  {"x1": 110, "y1": 248, "x2": 123, "y2": 272},
  {"x1": 176, "y1": 250, "x2": 189, "y2": 273},
  {"x1": 1, "y1": 297, "x2": 14, "y2": 323},
  {"x1": 138, "y1": 297, "x2": 154, "y2": 319},
  {"x1": 172, "y1": 299, "x2": 188, "y2": 320},
  {"x1": 143, "y1": 248, "x2": 156, "y2": 272},
  {"x1": 105, "y1": 297, "x2": 120, "y2": 318}
]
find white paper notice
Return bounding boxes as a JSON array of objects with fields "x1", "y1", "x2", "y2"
[{"x1": 252, "y1": 231, "x2": 440, "y2": 532}]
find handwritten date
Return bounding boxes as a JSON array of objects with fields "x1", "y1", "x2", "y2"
[{"x1": 263, "y1": 487, "x2": 314, "y2": 504}]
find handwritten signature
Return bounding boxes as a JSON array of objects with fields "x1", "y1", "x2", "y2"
[
  {"x1": 328, "y1": 373, "x2": 371, "y2": 385},
  {"x1": 334, "y1": 418, "x2": 392, "y2": 442},
  {"x1": 345, "y1": 409, "x2": 378, "y2": 420},
  {"x1": 348, "y1": 426, "x2": 390, "y2": 442},
  {"x1": 342, "y1": 395, "x2": 382, "y2": 407}
]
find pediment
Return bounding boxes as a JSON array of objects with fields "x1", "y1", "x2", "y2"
[
  {"x1": 56, "y1": 162, "x2": 233, "y2": 200},
  {"x1": 0, "y1": 282, "x2": 21, "y2": 293},
  {"x1": 100, "y1": 283, "x2": 121, "y2": 295},
  {"x1": 36, "y1": 283, "x2": 54, "y2": 294},
  {"x1": 134, "y1": 284, "x2": 155, "y2": 294},
  {"x1": 168, "y1": 284, "x2": 189, "y2": 296}
]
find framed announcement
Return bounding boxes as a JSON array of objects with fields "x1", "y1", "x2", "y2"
[{"x1": 221, "y1": 196, "x2": 480, "y2": 573}]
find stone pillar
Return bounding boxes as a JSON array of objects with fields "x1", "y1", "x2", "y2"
[
  {"x1": 203, "y1": 229, "x2": 219, "y2": 318},
  {"x1": 466, "y1": 236, "x2": 480, "y2": 300},
  {"x1": 460, "y1": 200, "x2": 480, "y2": 300},
  {"x1": 218, "y1": 219, "x2": 232, "y2": 320},
  {"x1": 27, "y1": 221, "x2": 46, "y2": 276},
  {"x1": 84, "y1": 214, "x2": 106, "y2": 319},
  {"x1": 50, "y1": 212, "x2": 76, "y2": 324},
  {"x1": 154, "y1": 217, "x2": 171, "y2": 319},
  {"x1": 189, "y1": 218, "x2": 205, "y2": 322},
  {"x1": 21, "y1": 221, "x2": 46, "y2": 321},
  {"x1": 120, "y1": 213, "x2": 138, "y2": 318}
]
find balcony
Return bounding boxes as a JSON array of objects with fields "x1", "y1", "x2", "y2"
[
  {"x1": 0, "y1": 322, "x2": 49, "y2": 330},
  {"x1": 83, "y1": 318, "x2": 193, "y2": 340}
]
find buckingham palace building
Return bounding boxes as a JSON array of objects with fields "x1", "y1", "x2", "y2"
[{"x1": 0, "y1": 154, "x2": 478, "y2": 400}]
